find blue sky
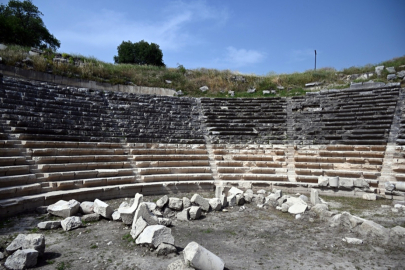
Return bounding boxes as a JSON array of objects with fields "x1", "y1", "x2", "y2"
[{"x1": 4, "y1": 0, "x2": 404, "y2": 75}]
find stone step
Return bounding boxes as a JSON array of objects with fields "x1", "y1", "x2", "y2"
[
  {"x1": 21, "y1": 140, "x2": 124, "y2": 149},
  {"x1": 135, "y1": 160, "x2": 210, "y2": 168},
  {"x1": 216, "y1": 161, "x2": 285, "y2": 167},
  {"x1": 141, "y1": 173, "x2": 213, "y2": 182},
  {"x1": 0, "y1": 165, "x2": 30, "y2": 176},
  {"x1": 0, "y1": 156, "x2": 27, "y2": 166},
  {"x1": 32, "y1": 155, "x2": 129, "y2": 164},
  {"x1": 0, "y1": 174, "x2": 37, "y2": 188},
  {"x1": 130, "y1": 149, "x2": 207, "y2": 155},
  {"x1": 38, "y1": 169, "x2": 134, "y2": 181},
  {"x1": 138, "y1": 167, "x2": 212, "y2": 175},
  {"x1": 132, "y1": 155, "x2": 209, "y2": 161},
  {"x1": 218, "y1": 173, "x2": 288, "y2": 181},
  {"x1": 0, "y1": 183, "x2": 42, "y2": 199},
  {"x1": 29, "y1": 148, "x2": 127, "y2": 156},
  {"x1": 36, "y1": 161, "x2": 132, "y2": 172}
]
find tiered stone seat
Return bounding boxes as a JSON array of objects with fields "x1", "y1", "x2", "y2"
[
  {"x1": 130, "y1": 143, "x2": 214, "y2": 183},
  {"x1": 392, "y1": 146, "x2": 405, "y2": 182},
  {"x1": 213, "y1": 144, "x2": 288, "y2": 182},
  {"x1": 292, "y1": 87, "x2": 399, "y2": 144},
  {"x1": 0, "y1": 140, "x2": 40, "y2": 199},
  {"x1": 1, "y1": 77, "x2": 205, "y2": 144},
  {"x1": 294, "y1": 145, "x2": 384, "y2": 186},
  {"x1": 200, "y1": 98, "x2": 287, "y2": 144},
  {"x1": 24, "y1": 141, "x2": 135, "y2": 192}
]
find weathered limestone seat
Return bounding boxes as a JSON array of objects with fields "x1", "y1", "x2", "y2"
[
  {"x1": 294, "y1": 145, "x2": 383, "y2": 186},
  {"x1": 201, "y1": 97, "x2": 287, "y2": 144},
  {"x1": 130, "y1": 143, "x2": 214, "y2": 183},
  {"x1": 213, "y1": 144, "x2": 288, "y2": 182}
]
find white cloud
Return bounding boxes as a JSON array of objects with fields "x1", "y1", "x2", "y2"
[
  {"x1": 56, "y1": 1, "x2": 229, "y2": 59},
  {"x1": 223, "y1": 46, "x2": 267, "y2": 67}
]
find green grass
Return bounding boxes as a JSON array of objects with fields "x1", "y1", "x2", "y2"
[
  {"x1": 56, "y1": 261, "x2": 71, "y2": 270},
  {"x1": 121, "y1": 233, "x2": 134, "y2": 243},
  {"x1": 0, "y1": 44, "x2": 404, "y2": 97}
]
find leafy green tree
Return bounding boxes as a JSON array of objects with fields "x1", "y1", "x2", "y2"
[
  {"x1": 0, "y1": 0, "x2": 60, "y2": 49},
  {"x1": 114, "y1": 40, "x2": 165, "y2": 67}
]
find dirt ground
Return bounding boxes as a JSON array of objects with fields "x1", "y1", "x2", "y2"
[{"x1": 1, "y1": 192, "x2": 405, "y2": 270}]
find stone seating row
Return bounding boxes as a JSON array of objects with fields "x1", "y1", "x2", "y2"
[
  {"x1": 212, "y1": 144, "x2": 289, "y2": 182},
  {"x1": 294, "y1": 145, "x2": 384, "y2": 185}
]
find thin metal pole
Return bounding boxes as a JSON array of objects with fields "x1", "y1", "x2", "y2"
[{"x1": 314, "y1": 50, "x2": 317, "y2": 71}]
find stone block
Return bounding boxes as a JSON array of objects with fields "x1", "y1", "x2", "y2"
[
  {"x1": 339, "y1": 178, "x2": 353, "y2": 189},
  {"x1": 169, "y1": 197, "x2": 183, "y2": 211},
  {"x1": 135, "y1": 225, "x2": 174, "y2": 248},
  {"x1": 79, "y1": 201, "x2": 94, "y2": 214},
  {"x1": 61, "y1": 216, "x2": 82, "y2": 231},
  {"x1": 183, "y1": 197, "x2": 191, "y2": 208},
  {"x1": 37, "y1": 221, "x2": 61, "y2": 230},
  {"x1": 328, "y1": 176, "x2": 339, "y2": 188},
  {"x1": 47, "y1": 199, "x2": 80, "y2": 218},
  {"x1": 310, "y1": 189, "x2": 321, "y2": 205},
  {"x1": 191, "y1": 194, "x2": 210, "y2": 211},
  {"x1": 133, "y1": 202, "x2": 158, "y2": 225},
  {"x1": 183, "y1": 241, "x2": 225, "y2": 270},
  {"x1": 156, "y1": 195, "x2": 168, "y2": 208},
  {"x1": 5, "y1": 249, "x2": 38, "y2": 270},
  {"x1": 130, "y1": 216, "x2": 148, "y2": 240},
  {"x1": 119, "y1": 193, "x2": 143, "y2": 225},
  {"x1": 177, "y1": 208, "x2": 190, "y2": 221},
  {"x1": 209, "y1": 198, "x2": 222, "y2": 211},
  {"x1": 94, "y1": 199, "x2": 113, "y2": 219},
  {"x1": 81, "y1": 213, "x2": 100, "y2": 223}
]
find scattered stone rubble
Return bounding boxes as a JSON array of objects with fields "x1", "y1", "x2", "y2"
[
  {"x1": 5, "y1": 187, "x2": 401, "y2": 270},
  {"x1": 4, "y1": 234, "x2": 45, "y2": 269}
]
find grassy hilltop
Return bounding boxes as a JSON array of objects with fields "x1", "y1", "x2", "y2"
[{"x1": 1, "y1": 44, "x2": 404, "y2": 98}]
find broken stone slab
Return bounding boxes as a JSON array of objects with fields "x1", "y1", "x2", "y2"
[
  {"x1": 130, "y1": 216, "x2": 148, "y2": 240},
  {"x1": 343, "y1": 237, "x2": 363, "y2": 245},
  {"x1": 183, "y1": 241, "x2": 225, "y2": 270},
  {"x1": 209, "y1": 198, "x2": 222, "y2": 211},
  {"x1": 310, "y1": 203, "x2": 329, "y2": 217},
  {"x1": 329, "y1": 212, "x2": 365, "y2": 229},
  {"x1": 386, "y1": 66, "x2": 396, "y2": 73},
  {"x1": 61, "y1": 216, "x2": 82, "y2": 231},
  {"x1": 5, "y1": 249, "x2": 38, "y2": 270},
  {"x1": 288, "y1": 203, "x2": 308, "y2": 214},
  {"x1": 167, "y1": 259, "x2": 194, "y2": 270},
  {"x1": 397, "y1": 70, "x2": 405, "y2": 78},
  {"x1": 81, "y1": 213, "x2": 100, "y2": 223},
  {"x1": 191, "y1": 194, "x2": 210, "y2": 211},
  {"x1": 156, "y1": 195, "x2": 169, "y2": 208},
  {"x1": 47, "y1": 199, "x2": 80, "y2": 218},
  {"x1": 6, "y1": 234, "x2": 26, "y2": 254},
  {"x1": 133, "y1": 202, "x2": 159, "y2": 225},
  {"x1": 94, "y1": 199, "x2": 113, "y2": 219},
  {"x1": 169, "y1": 197, "x2": 183, "y2": 211},
  {"x1": 145, "y1": 202, "x2": 157, "y2": 211},
  {"x1": 183, "y1": 197, "x2": 191, "y2": 208},
  {"x1": 177, "y1": 208, "x2": 190, "y2": 221},
  {"x1": 363, "y1": 193, "x2": 377, "y2": 201},
  {"x1": 156, "y1": 242, "x2": 177, "y2": 256},
  {"x1": 199, "y1": 86, "x2": 209, "y2": 92},
  {"x1": 305, "y1": 82, "x2": 323, "y2": 87},
  {"x1": 119, "y1": 193, "x2": 143, "y2": 225},
  {"x1": 257, "y1": 189, "x2": 266, "y2": 195},
  {"x1": 354, "y1": 179, "x2": 369, "y2": 188},
  {"x1": 135, "y1": 225, "x2": 174, "y2": 248},
  {"x1": 357, "y1": 220, "x2": 389, "y2": 238},
  {"x1": 328, "y1": 176, "x2": 339, "y2": 187},
  {"x1": 310, "y1": 189, "x2": 321, "y2": 205},
  {"x1": 112, "y1": 211, "x2": 121, "y2": 221},
  {"x1": 339, "y1": 178, "x2": 353, "y2": 189},
  {"x1": 228, "y1": 187, "x2": 243, "y2": 196},
  {"x1": 387, "y1": 74, "x2": 397, "y2": 80},
  {"x1": 318, "y1": 176, "x2": 329, "y2": 187},
  {"x1": 263, "y1": 90, "x2": 270, "y2": 95},
  {"x1": 79, "y1": 201, "x2": 94, "y2": 214},
  {"x1": 375, "y1": 65, "x2": 384, "y2": 76},
  {"x1": 37, "y1": 221, "x2": 61, "y2": 230},
  {"x1": 243, "y1": 192, "x2": 253, "y2": 203}
]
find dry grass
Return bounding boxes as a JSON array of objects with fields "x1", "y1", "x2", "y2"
[{"x1": 1, "y1": 44, "x2": 404, "y2": 97}]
